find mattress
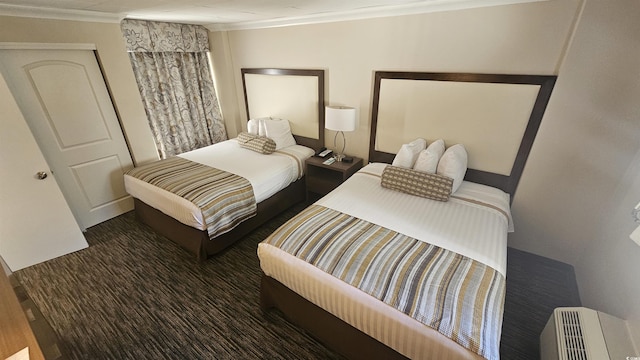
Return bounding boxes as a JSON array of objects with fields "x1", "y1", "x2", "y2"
[
  {"x1": 124, "y1": 139, "x2": 314, "y2": 230},
  {"x1": 258, "y1": 162, "x2": 512, "y2": 359}
]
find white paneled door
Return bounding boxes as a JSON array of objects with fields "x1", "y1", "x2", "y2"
[
  {"x1": 0, "y1": 49, "x2": 134, "y2": 230},
  {"x1": 0, "y1": 72, "x2": 88, "y2": 271}
]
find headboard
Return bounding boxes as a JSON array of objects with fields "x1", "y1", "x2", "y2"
[
  {"x1": 241, "y1": 68, "x2": 325, "y2": 150},
  {"x1": 369, "y1": 71, "x2": 556, "y2": 198}
]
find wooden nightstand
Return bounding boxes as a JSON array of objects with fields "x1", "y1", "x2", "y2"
[{"x1": 305, "y1": 156, "x2": 363, "y2": 200}]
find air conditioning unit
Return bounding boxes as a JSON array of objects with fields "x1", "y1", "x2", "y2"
[{"x1": 540, "y1": 307, "x2": 638, "y2": 360}]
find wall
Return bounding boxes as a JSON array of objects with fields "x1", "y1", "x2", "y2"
[
  {"x1": 512, "y1": 0, "x2": 640, "y2": 342},
  {"x1": 0, "y1": 16, "x2": 158, "y2": 165},
  {"x1": 210, "y1": 0, "x2": 582, "y2": 159},
  {"x1": 543, "y1": 0, "x2": 639, "y2": 344}
]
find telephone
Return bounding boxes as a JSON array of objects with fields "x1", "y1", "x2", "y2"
[{"x1": 315, "y1": 147, "x2": 333, "y2": 158}]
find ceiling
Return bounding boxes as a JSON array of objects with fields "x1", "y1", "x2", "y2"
[{"x1": 0, "y1": 0, "x2": 544, "y2": 31}]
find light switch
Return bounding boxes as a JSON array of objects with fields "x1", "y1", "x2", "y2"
[{"x1": 631, "y1": 225, "x2": 640, "y2": 246}]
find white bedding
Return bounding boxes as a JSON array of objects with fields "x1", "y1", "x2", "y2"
[
  {"x1": 124, "y1": 139, "x2": 314, "y2": 230},
  {"x1": 317, "y1": 162, "x2": 511, "y2": 275},
  {"x1": 258, "y1": 163, "x2": 512, "y2": 359}
]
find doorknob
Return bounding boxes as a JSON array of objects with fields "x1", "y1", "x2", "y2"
[{"x1": 36, "y1": 171, "x2": 48, "y2": 180}]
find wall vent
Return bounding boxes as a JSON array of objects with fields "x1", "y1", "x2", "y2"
[
  {"x1": 558, "y1": 309, "x2": 587, "y2": 359},
  {"x1": 540, "y1": 307, "x2": 639, "y2": 360}
]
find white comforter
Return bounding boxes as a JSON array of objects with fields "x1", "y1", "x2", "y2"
[
  {"x1": 124, "y1": 139, "x2": 314, "y2": 230},
  {"x1": 316, "y1": 162, "x2": 511, "y2": 275}
]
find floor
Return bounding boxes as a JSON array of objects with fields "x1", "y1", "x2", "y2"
[
  {"x1": 500, "y1": 247, "x2": 582, "y2": 359},
  {"x1": 10, "y1": 210, "x2": 583, "y2": 360}
]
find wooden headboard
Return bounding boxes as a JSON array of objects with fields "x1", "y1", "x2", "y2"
[
  {"x1": 241, "y1": 68, "x2": 325, "y2": 151},
  {"x1": 369, "y1": 71, "x2": 556, "y2": 198}
]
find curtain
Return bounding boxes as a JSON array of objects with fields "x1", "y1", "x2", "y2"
[{"x1": 121, "y1": 19, "x2": 227, "y2": 158}]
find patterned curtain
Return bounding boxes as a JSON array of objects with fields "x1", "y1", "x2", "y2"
[{"x1": 121, "y1": 19, "x2": 227, "y2": 158}]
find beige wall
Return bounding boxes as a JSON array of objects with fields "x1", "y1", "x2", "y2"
[
  {"x1": 211, "y1": 0, "x2": 640, "y2": 344},
  {"x1": 0, "y1": 16, "x2": 158, "y2": 165},
  {"x1": 211, "y1": 0, "x2": 581, "y2": 160},
  {"x1": 513, "y1": 0, "x2": 640, "y2": 343}
]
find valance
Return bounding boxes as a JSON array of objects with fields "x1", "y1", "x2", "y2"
[{"x1": 121, "y1": 19, "x2": 209, "y2": 53}]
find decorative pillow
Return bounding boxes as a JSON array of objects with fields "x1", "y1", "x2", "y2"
[
  {"x1": 263, "y1": 118, "x2": 296, "y2": 150},
  {"x1": 381, "y1": 165, "x2": 453, "y2": 201},
  {"x1": 436, "y1": 144, "x2": 467, "y2": 193},
  {"x1": 391, "y1": 138, "x2": 427, "y2": 168},
  {"x1": 237, "y1": 132, "x2": 276, "y2": 154},
  {"x1": 413, "y1": 139, "x2": 445, "y2": 174}
]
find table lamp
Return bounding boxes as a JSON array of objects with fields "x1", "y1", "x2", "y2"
[{"x1": 325, "y1": 105, "x2": 357, "y2": 162}]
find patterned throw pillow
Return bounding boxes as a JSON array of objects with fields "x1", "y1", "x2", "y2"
[
  {"x1": 381, "y1": 165, "x2": 453, "y2": 201},
  {"x1": 237, "y1": 132, "x2": 276, "y2": 154}
]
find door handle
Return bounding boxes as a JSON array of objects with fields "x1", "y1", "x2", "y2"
[{"x1": 36, "y1": 171, "x2": 48, "y2": 180}]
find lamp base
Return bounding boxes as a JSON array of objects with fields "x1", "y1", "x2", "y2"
[{"x1": 333, "y1": 153, "x2": 345, "y2": 162}]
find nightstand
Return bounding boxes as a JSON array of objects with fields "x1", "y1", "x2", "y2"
[{"x1": 305, "y1": 156, "x2": 363, "y2": 201}]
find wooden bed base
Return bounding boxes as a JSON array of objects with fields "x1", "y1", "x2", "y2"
[
  {"x1": 260, "y1": 274, "x2": 408, "y2": 360},
  {"x1": 134, "y1": 178, "x2": 305, "y2": 261}
]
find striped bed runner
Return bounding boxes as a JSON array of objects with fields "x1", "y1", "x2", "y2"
[
  {"x1": 263, "y1": 204, "x2": 505, "y2": 360},
  {"x1": 126, "y1": 157, "x2": 256, "y2": 238}
]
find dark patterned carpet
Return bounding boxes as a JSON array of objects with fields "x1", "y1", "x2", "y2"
[{"x1": 14, "y1": 203, "x2": 581, "y2": 359}]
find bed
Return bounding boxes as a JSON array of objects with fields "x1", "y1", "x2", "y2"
[
  {"x1": 125, "y1": 68, "x2": 325, "y2": 261},
  {"x1": 258, "y1": 71, "x2": 557, "y2": 359}
]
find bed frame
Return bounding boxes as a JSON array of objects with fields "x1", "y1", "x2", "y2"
[
  {"x1": 260, "y1": 70, "x2": 556, "y2": 359},
  {"x1": 133, "y1": 68, "x2": 325, "y2": 261}
]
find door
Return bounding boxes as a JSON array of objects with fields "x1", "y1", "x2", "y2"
[
  {"x1": 0, "y1": 72, "x2": 87, "y2": 271},
  {"x1": 0, "y1": 49, "x2": 134, "y2": 230}
]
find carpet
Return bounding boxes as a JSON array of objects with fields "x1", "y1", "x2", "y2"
[
  {"x1": 16, "y1": 204, "x2": 343, "y2": 359},
  {"x1": 15, "y1": 204, "x2": 581, "y2": 359}
]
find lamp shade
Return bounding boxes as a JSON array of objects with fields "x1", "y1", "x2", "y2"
[{"x1": 325, "y1": 106, "x2": 357, "y2": 132}]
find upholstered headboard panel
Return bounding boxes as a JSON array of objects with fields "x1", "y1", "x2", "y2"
[
  {"x1": 369, "y1": 71, "x2": 556, "y2": 197},
  {"x1": 241, "y1": 68, "x2": 325, "y2": 150}
]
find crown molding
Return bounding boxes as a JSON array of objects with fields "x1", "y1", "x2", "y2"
[
  {"x1": 0, "y1": 42, "x2": 96, "y2": 50},
  {"x1": 205, "y1": 0, "x2": 548, "y2": 31},
  {"x1": 0, "y1": 3, "x2": 122, "y2": 23},
  {"x1": 0, "y1": 0, "x2": 547, "y2": 30}
]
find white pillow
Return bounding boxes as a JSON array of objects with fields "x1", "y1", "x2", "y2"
[
  {"x1": 391, "y1": 138, "x2": 427, "y2": 168},
  {"x1": 248, "y1": 117, "x2": 269, "y2": 136},
  {"x1": 413, "y1": 139, "x2": 445, "y2": 174},
  {"x1": 436, "y1": 144, "x2": 467, "y2": 193},
  {"x1": 247, "y1": 118, "x2": 260, "y2": 135},
  {"x1": 263, "y1": 118, "x2": 296, "y2": 150}
]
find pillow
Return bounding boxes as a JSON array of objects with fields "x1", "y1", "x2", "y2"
[
  {"x1": 263, "y1": 118, "x2": 296, "y2": 150},
  {"x1": 413, "y1": 139, "x2": 445, "y2": 174},
  {"x1": 391, "y1": 138, "x2": 427, "y2": 168},
  {"x1": 247, "y1": 117, "x2": 268, "y2": 136},
  {"x1": 436, "y1": 144, "x2": 467, "y2": 193},
  {"x1": 247, "y1": 119, "x2": 260, "y2": 135},
  {"x1": 381, "y1": 165, "x2": 453, "y2": 201},
  {"x1": 237, "y1": 132, "x2": 276, "y2": 154}
]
